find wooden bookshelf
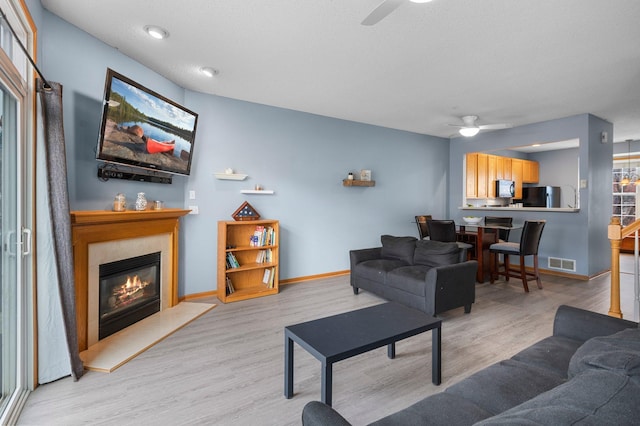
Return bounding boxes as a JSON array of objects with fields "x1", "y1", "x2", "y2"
[{"x1": 217, "y1": 219, "x2": 279, "y2": 303}]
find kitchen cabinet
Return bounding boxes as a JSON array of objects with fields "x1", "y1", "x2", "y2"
[
  {"x1": 511, "y1": 158, "x2": 523, "y2": 199},
  {"x1": 466, "y1": 153, "x2": 478, "y2": 198},
  {"x1": 477, "y1": 153, "x2": 489, "y2": 198},
  {"x1": 487, "y1": 154, "x2": 497, "y2": 198},
  {"x1": 497, "y1": 156, "x2": 512, "y2": 180},
  {"x1": 523, "y1": 160, "x2": 539, "y2": 183}
]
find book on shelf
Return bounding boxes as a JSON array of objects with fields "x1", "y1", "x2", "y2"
[
  {"x1": 255, "y1": 248, "x2": 272, "y2": 264},
  {"x1": 268, "y1": 267, "x2": 276, "y2": 288},
  {"x1": 225, "y1": 276, "x2": 235, "y2": 295},
  {"x1": 226, "y1": 252, "x2": 240, "y2": 269},
  {"x1": 262, "y1": 268, "x2": 271, "y2": 285},
  {"x1": 249, "y1": 225, "x2": 276, "y2": 247}
]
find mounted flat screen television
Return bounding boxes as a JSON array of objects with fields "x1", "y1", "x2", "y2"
[{"x1": 96, "y1": 68, "x2": 198, "y2": 176}]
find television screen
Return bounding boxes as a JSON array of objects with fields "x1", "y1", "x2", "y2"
[{"x1": 96, "y1": 68, "x2": 198, "y2": 176}]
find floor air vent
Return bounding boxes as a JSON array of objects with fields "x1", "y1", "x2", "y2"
[{"x1": 548, "y1": 257, "x2": 576, "y2": 272}]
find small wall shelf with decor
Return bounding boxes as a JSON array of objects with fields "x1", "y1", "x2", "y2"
[
  {"x1": 217, "y1": 219, "x2": 279, "y2": 303},
  {"x1": 343, "y1": 179, "x2": 375, "y2": 187},
  {"x1": 240, "y1": 189, "x2": 275, "y2": 194},
  {"x1": 214, "y1": 173, "x2": 248, "y2": 180}
]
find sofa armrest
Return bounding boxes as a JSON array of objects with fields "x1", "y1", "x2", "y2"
[
  {"x1": 349, "y1": 247, "x2": 382, "y2": 265},
  {"x1": 302, "y1": 401, "x2": 352, "y2": 426},
  {"x1": 425, "y1": 260, "x2": 478, "y2": 315},
  {"x1": 553, "y1": 304, "x2": 638, "y2": 343}
]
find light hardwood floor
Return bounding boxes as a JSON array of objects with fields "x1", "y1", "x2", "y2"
[{"x1": 17, "y1": 262, "x2": 637, "y2": 426}]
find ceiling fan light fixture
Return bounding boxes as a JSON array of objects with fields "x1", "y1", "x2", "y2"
[
  {"x1": 460, "y1": 127, "x2": 480, "y2": 137},
  {"x1": 144, "y1": 25, "x2": 169, "y2": 40}
]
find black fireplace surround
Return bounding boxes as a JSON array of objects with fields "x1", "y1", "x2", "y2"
[{"x1": 98, "y1": 252, "x2": 161, "y2": 339}]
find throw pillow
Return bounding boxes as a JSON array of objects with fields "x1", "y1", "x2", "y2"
[
  {"x1": 380, "y1": 235, "x2": 417, "y2": 265},
  {"x1": 413, "y1": 239, "x2": 460, "y2": 268},
  {"x1": 568, "y1": 328, "x2": 640, "y2": 378}
]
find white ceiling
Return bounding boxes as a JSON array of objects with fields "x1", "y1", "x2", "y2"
[{"x1": 41, "y1": 0, "x2": 640, "y2": 142}]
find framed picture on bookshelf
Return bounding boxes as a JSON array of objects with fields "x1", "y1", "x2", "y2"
[
  {"x1": 232, "y1": 201, "x2": 261, "y2": 221},
  {"x1": 360, "y1": 169, "x2": 372, "y2": 181}
]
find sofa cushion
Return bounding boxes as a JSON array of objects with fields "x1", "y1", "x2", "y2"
[
  {"x1": 370, "y1": 392, "x2": 492, "y2": 426},
  {"x1": 413, "y1": 240, "x2": 460, "y2": 267},
  {"x1": 568, "y1": 327, "x2": 640, "y2": 379},
  {"x1": 380, "y1": 235, "x2": 417, "y2": 265},
  {"x1": 444, "y1": 359, "x2": 566, "y2": 415},
  {"x1": 475, "y1": 369, "x2": 640, "y2": 426},
  {"x1": 511, "y1": 335, "x2": 583, "y2": 378},
  {"x1": 354, "y1": 259, "x2": 409, "y2": 283},
  {"x1": 386, "y1": 265, "x2": 431, "y2": 296}
]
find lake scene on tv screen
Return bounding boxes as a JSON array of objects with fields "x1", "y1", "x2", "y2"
[{"x1": 100, "y1": 75, "x2": 197, "y2": 174}]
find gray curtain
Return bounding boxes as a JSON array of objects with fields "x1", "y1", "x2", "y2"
[{"x1": 37, "y1": 79, "x2": 84, "y2": 380}]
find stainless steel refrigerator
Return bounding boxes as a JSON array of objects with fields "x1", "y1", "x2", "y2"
[{"x1": 522, "y1": 186, "x2": 561, "y2": 207}]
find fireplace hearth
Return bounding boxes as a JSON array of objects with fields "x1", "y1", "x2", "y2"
[{"x1": 99, "y1": 252, "x2": 161, "y2": 339}]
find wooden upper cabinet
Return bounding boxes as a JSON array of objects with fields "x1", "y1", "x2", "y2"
[
  {"x1": 466, "y1": 153, "x2": 478, "y2": 198},
  {"x1": 511, "y1": 158, "x2": 523, "y2": 199},
  {"x1": 523, "y1": 160, "x2": 539, "y2": 183},
  {"x1": 477, "y1": 153, "x2": 489, "y2": 198},
  {"x1": 497, "y1": 156, "x2": 512, "y2": 180},
  {"x1": 487, "y1": 155, "x2": 497, "y2": 198}
]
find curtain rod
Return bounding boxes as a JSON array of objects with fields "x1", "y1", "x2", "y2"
[{"x1": 0, "y1": 7, "x2": 51, "y2": 90}]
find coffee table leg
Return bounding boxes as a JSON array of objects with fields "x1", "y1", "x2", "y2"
[
  {"x1": 284, "y1": 334, "x2": 294, "y2": 398},
  {"x1": 387, "y1": 342, "x2": 396, "y2": 359},
  {"x1": 432, "y1": 325, "x2": 441, "y2": 385},
  {"x1": 321, "y1": 360, "x2": 333, "y2": 406}
]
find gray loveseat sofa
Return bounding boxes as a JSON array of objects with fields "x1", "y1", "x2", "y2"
[
  {"x1": 350, "y1": 235, "x2": 478, "y2": 316},
  {"x1": 302, "y1": 305, "x2": 640, "y2": 425}
]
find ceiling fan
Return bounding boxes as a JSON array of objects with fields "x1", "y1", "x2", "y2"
[
  {"x1": 448, "y1": 115, "x2": 513, "y2": 137},
  {"x1": 361, "y1": 0, "x2": 433, "y2": 26}
]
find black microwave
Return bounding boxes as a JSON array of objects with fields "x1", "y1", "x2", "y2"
[{"x1": 496, "y1": 180, "x2": 515, "y2": 198}]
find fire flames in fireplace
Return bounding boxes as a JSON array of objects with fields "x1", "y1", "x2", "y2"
[{"x1": 108, "y1": 275, "x2": 153, "y2": 310}]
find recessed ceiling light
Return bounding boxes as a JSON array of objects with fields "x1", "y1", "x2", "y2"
[
  {"x1": 409, "y1": 0, "x2": 433, "y2": 3},
  {"x1": 200, "y1": 67, "x2": 220, "y2": 77},
  {"x1": 144, "y1": 25, "x2": 169, "y2": 40}
]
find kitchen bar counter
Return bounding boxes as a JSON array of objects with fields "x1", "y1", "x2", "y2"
[{"x1": 460, "y1": 207, "x2": 579, "y2": 213}]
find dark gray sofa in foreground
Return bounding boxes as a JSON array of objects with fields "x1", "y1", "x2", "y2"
[
  {"x1": 350, "y1": 235, "x2": 478, "y2": 316},
  {"x1": 302, "y1": 305, "x2": 640, "y2": 425}
]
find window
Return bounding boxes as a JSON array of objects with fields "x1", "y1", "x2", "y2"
[
  {"x1": 0, "y1": 0, "x2": 35, "y2": 423},
  {"x1": 612, "y1": 157, "x2": 640, "y2": 226}
]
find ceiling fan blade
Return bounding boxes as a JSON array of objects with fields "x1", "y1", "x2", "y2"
[
  {"x1": 361, "y1": 0, "x2": 405, "y2": 26},
  {"x1": 478, "y1": 123, "x2": 513, "y2": 130}
]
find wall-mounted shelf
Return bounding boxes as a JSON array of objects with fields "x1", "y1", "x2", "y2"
[
  {"x1": 215, "y1": 173, "x2": 248, "y2": 181},
  {"x1": 240, "y1": 190, "x2": 275, "y2": 195},
  {"x1": 343, "y1": 179, "x2": 375, "y2": 187}
]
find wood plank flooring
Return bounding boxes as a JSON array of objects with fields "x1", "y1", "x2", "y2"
[{"x1": 17, "y1": 262, "x2": 637, "y2": 426}]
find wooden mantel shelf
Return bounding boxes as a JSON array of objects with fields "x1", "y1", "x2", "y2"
[
  {"x1": 70, "y1": 208, "x2": 190, "y2": 351},
  {"x1": 71, "y1": 208, "x2": 191, "y2": 225}
]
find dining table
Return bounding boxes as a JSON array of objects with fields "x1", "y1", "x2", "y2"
[{"x1": 457, "y1": 223, "x2": 523, "y2": 283}]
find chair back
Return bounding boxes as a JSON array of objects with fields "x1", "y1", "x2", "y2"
[
  {"x1": 415, "y1": 215, "x2": 432, "y2": 239},
  {"x1": 485, "y1": 216, "x2": 513, "y2": 241},
  {"x1": 519, "y1": 220, "x2": 546, "y2": 255},
  {"x1": 427, "y1": 219, "x2": 457, "y2": 243}
]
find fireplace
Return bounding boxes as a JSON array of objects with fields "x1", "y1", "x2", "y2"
[{"x1": 98, "y1": 252, "x2": 161, "y2": 339}]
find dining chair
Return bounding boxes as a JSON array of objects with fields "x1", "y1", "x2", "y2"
[
  {"x1": 489, "y1": 220, "x2": 546, "y2": 292},
  {"x1": 415, "y1": 215, "x2": 432, "y2": 240},
  {"x1": 484, "y1": 216, "x2": 513, "y2": 242},
  {"x1": 427, "y1": 219, "x2": 473, "y2": 259}
]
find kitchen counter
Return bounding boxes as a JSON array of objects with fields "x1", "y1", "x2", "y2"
[{"x1": 460, "y1": 207, "x2": 579, "y2": 212}]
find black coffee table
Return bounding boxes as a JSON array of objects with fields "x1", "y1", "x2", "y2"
[{"x1": 284, "y1": 302, "x2": 442, "y2": 406}]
